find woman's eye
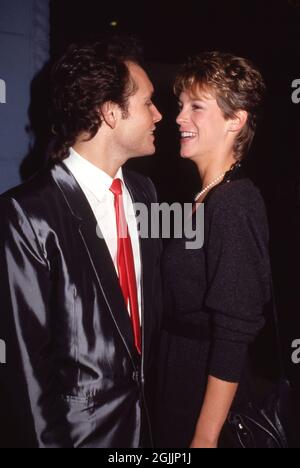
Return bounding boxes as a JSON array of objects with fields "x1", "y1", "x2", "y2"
[{"x1": 192, "y1": 105, "x2": 203, "y2": 110}]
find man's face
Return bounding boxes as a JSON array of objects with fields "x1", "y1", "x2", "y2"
[{"x1": 115, "y1": 62, "x2": 162, "y2": 159}]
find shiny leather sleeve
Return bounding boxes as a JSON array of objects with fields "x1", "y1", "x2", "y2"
[{"x1": 0, "y1": 197, "x2": 72, "y2": 448}]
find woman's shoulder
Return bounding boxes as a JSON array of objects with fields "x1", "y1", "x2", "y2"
[
  {"x1": 204, "y1": 177, "x2": 270, "y2": 245},
  {"x1": 206, "y1": 177, "x2": 266, "y2": 214}
]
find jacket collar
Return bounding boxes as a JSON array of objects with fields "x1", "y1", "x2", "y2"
[{"x1": 50, "y1": 162, "x2": 144, "y2": 368}]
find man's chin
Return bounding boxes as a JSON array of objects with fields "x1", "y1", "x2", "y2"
[
  {"x1": 128, "y1": 150, "x2": 155, "y2": 160},
  {"x1": 142, "y1": 146, "x2": 156, "y2": 157}
]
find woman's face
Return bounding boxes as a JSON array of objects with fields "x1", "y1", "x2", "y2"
[{"x1": 176, "y1": 88, "x2": 231, "y2": 161}]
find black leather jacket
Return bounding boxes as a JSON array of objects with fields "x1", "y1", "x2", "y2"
[{"x1": 0, "y1": 162, "x2": 162, "y2": 448}]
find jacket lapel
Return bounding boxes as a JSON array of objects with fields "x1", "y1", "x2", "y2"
[
  {"x1": 51, "y1": 162, "x2": 139, "y2": 367},
  {"x1": 123, "y1": 170, "x2": 154, "y2": 369}
]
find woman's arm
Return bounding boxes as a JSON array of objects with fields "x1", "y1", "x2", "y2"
[
  {"x1": 190, "y1": 188, "x2": 271, "y2": 449},
  {"x1": 190, "y1": 376, "x2": 238, "y2": 448}
]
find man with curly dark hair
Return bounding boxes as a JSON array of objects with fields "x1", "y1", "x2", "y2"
[{"x1": 0, "y1": 39, "x2": 162, "y2": 448}]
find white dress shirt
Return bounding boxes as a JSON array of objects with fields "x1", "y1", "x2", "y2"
[{"x1": 64, "y1": 148, "x2": 142, "y2": 319}]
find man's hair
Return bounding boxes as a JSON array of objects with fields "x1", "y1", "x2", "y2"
[
  {"x1": 174, "y1": 51, "x2": 266, "y2": 160},
  {"x1": 50, "y1": 36, "x2": 143, "y2": 162}
]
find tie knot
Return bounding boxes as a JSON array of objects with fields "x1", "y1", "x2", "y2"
[{"x1": 110, "y1": 178, "x2": 123, "y2": 196}]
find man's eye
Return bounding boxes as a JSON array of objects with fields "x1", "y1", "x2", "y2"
[{"x1": 192, "y1": 105, "x2": 203, "y2": 110}]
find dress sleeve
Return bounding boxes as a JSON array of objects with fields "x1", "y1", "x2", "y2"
[{"x1": 204, "y1": 192, "x2": 271, "y2": 382}]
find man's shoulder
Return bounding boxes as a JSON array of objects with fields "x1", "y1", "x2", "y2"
[
  {"x1": 0, "y1": 165, "x2": 58, "y2": 214},
  {"x1": 123, "y1": 169, "x2": 158, "y2": 203}
]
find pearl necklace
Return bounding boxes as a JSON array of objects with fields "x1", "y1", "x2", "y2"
[{"x1": 194, "y1": 172, "x2": 226, "y2": 202}]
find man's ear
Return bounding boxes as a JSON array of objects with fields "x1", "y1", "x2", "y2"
[
  {"x1": 100, "y1": 101, "x2": 120, "y2": 129},
  {"x1": 228, "y1": 110, "x2": 248, "y2": 133}
]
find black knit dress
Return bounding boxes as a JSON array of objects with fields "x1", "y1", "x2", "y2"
[{"x1": 155, "y1": 165, "x2": 272, "y2": 448}]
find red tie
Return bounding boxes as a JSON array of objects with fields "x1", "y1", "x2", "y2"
[{"x1": 110, "y1": 179, "x2": 142, "y2": 355}]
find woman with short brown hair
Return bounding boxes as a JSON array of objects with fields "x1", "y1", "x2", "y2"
[{"x1": 156, "y1": 52, "x2": 271, "y2": 448}]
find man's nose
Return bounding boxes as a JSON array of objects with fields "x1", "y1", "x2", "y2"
[{"x1": 153, "y1": 106, "x2": 163, "y2": 123}]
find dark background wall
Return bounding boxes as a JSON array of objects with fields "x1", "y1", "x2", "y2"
[{"x1": 0, "y1": 0, "x2": 299, "y2": 385}]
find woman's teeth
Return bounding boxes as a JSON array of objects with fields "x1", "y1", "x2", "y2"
[{"x1": 181, "y1": 132, "x2": 197, "y2": 139}]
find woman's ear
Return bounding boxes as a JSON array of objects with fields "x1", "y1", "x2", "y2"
[
  {"x1": 100, "y1": 101, "x2": 119, "y2": 129},
  {"x1": 228, "y1": 110, "x2": 248, "y2": 133}
]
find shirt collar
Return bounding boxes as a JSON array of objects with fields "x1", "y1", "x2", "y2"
[{"x1": 63, "y1": 148, "x2": 124, "y2": 202}]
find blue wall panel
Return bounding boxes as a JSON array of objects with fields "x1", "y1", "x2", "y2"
[
  {"x1": 0, "y1": 0, "x2": 32, "y2": 36},
  {"x1": 0, "y1": 0, "x2": 49, "y2": 194}
]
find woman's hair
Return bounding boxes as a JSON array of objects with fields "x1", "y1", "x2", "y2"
[
  {"x1": 49, "y1": 37, "x2": 143, "y2": 162},
  {"x1": 174, "y1": 51, "x2": 266, "y2": 160}
]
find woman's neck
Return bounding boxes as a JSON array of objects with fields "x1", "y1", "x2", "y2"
[
  {"x1": 197, "y1": 154, "x2": 236, "y2": 187},
  {"x1": 194, "y1": 154, "x2": 237, "y2": 203}
]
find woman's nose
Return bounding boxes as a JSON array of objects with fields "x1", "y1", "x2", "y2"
[{"x1": 176, "y1": 110, "x2": 187, "y2": 125}]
